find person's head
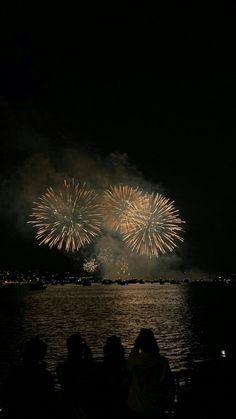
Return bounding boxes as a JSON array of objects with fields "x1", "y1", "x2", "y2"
[
  {"x1": 103, "y1": 335, "x2": 124, "y2": 363},
  {"x1": 66, "y1": 333, "x2": 84, "y2": 357},
  {"x1": 135, "y1": 328, "x2": 159, "y2": 355},
  {"x1": 23, "y1": 337, "x2": 47, "y2": 365}
]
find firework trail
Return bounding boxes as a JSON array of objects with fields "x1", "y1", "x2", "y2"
[
  {"x1": 28, "y1": 179, "x2": 102, "y2": 252},
  {"x1": 101, "y1": 185, "x2": 145, "y2": 233},
  {"x1": 122, "y1": 192, "x2": 184, "y2": 258}
]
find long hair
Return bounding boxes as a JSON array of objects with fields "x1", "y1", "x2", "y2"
[{"x1": 136, "y1": 328, "x2": 160, "y2": 355}]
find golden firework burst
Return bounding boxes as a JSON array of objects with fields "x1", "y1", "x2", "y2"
[{"x1": 28, "y1": 179, "x2": 102, "y2": 252}]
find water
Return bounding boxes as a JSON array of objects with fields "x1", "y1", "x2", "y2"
[{"x1": 0, "y1": 283, "x2": 235, "y2": 385}]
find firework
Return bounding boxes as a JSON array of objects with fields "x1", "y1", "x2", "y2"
[
  {"x1": 97, "y1": 247, "x2": 114, "y2": 264},
  {"x1": 101, "y1": 185, "x2": 145, "y2": 233},
  {"x1": 83, "y1": 258, "x2": 98, "y2": 273},
  {"x1": 28, "y1": 179, "x2": 102, "y2": 252},
  {"x1": 115, "y1": 256, "x2": 131, "y2": 279},
  {"x1": 122, "y1": 192, "x2": 184, "y2": 258}
]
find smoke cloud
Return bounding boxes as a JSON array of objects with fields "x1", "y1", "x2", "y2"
[{"x1": 0, "y1": 129, "x2": 185, "y2": 278}]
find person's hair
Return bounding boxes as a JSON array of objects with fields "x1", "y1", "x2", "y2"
[
  {"x1": 66, "y1": 333, "x2": 84, "y2": 354},
  {"x1": 103, "y1": 335, "x2": 124, "y2": 363},
  {"x1": 135, "y1": 328, "x2": 159, "y2": 355}
]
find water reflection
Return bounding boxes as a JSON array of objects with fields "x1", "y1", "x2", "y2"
[{"x1": 0, "y1": 283, "x2": 235, "y2": 382}]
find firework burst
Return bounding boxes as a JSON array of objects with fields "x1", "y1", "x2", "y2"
[
  {"x1": 115, "y1": 256, "x2": 131, "y2": 279},
  {"x1": 101, "y1": 185, "x2": 145, "y2": 233},
  {"x1": 83, "y1": 258, "x2": 98, "y2": 273},
  {"x1": 28, "y1": 179, "x2": 102, "y2": 252},
  {"x1": 122, "y1": 192, "x2": 184, "y2": 258}
]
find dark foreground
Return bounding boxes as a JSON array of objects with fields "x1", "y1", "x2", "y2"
[{"x1": 1, "y1": 355, "x2": 235, "y2": 419}]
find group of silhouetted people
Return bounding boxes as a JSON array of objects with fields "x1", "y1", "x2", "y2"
[
  {"x1": 3, "y1": 329, "x2": 235, "y2": 419},
  {"x1": 1, "y1": 329, "x2": 175, "y2": 419}
]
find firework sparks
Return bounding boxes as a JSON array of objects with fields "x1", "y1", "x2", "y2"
[
  {"x1": 122, "y1": 192, "x2": 184, "y2": 258},
  {"x1": 28, "y1": 179, "x2": 102, "y2": 252},
  {"x1": 102, "y1": 185, "x2": 145, "y2": 233},
  {"x1": 97, "y1": 247, "x2": 114, "y2": 264},
  {"x1": 83, "y1": 258, "x2": 98, "y2": 273},
  {"x1": 115, "y1": 257, "x2": 131, "y2": 279}
]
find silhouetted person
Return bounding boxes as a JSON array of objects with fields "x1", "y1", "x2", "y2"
[
  {"x1": 126, "y1": 328, "x2": 174, "y2": 418},
  {"x1": 56, "y1": 332, "x2": 94, "y2": 418},
  {"x1": 97, "y1": 335, "x2": 129, "y2": 419},
  {"x1": 103, "y1": 335, "x2": 125, "y2": 367},
  {"x1": 2, "y1": 337, "x2": 55, "y2": 419}
]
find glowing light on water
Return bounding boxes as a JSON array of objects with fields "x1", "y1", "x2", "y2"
[{"x1": 28, "y1": 179, "x2": 102, "y2": 252}]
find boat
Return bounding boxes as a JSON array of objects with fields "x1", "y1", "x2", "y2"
[
  {"x1": 80, "y1": 276, "x2": 93, "y2": 286},
  {"x1": 82, "y1": 279, "x2": 92, "y2": 286},
  {"x1": 101, "y1": 279, "x2": 113, "y2": 285}
]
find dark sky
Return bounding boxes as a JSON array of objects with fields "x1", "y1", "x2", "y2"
[{"x1": 0, "y1": 4, "x2": 236, "y2": 273}]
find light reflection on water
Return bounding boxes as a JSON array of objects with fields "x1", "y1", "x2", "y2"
[{"x1": 0, "y1": 283, "x2": 235, "y2": 383}]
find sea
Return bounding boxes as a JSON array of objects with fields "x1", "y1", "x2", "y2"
[{"x1": 0, "y1": 282, "x2": 235, "y2": 388}]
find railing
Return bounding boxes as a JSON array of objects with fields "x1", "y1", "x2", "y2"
[{"x1": 173, "y1": 369, "x2": 193, "y2": 400}]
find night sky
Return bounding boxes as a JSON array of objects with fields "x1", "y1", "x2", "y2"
[{"x1": 0, "y1": 4, "x2": 235, "y2": 274}]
